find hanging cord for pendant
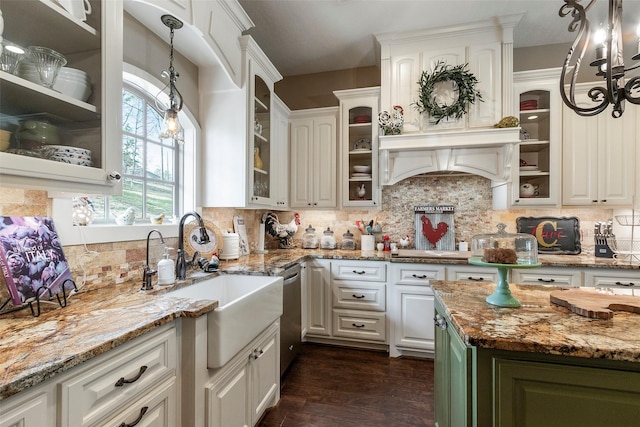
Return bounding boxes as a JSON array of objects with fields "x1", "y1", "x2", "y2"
[{"x1": 161, "y1": 15, "x2": 183, "y2": 113}]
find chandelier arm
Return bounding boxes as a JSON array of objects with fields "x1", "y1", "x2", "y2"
[
  {"x1": 559, "y1": 0, "x2": 609, "y2": 116},
  {"x1": 623, "y1": 76, "x2": 640, "y2": 105}
]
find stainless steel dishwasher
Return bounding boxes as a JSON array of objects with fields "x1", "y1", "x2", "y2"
[{"x1": 280, "y1": 263, "x2": 301, "y2": 376}]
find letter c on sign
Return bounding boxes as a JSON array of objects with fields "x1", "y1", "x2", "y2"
[{"x1": 535, "y1": 220, "x2": 558, "y2": 248}]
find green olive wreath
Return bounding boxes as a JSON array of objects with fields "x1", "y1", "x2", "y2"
[{"x1": 413, "y1": 61, "x2": 483, "y2": 124}]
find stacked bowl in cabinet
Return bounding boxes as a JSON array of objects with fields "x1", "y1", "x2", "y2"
[{"x1": 19, "y1": 63, "x2": 91, "y2": 102}]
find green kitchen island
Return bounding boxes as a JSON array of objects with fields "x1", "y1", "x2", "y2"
[{"x1": 430, "y1": 280, "x2": 640, "y2": 427}]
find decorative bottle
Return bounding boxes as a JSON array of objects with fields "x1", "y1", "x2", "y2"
[{"x1": 157, "y1": 248, "x2": 175, "y2": 285}]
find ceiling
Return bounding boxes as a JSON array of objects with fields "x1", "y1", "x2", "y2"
[{"x1": 237, "y1": 0, "x2": 640, "y2": 77}]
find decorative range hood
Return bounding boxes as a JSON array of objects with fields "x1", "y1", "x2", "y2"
[{"x1": 375, "y1": 14, "x2": 523, "y2": 185}]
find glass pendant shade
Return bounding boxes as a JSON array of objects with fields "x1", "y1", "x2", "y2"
[{"x1": 159, "y1": 108, "x2": 183, "y2": 143}]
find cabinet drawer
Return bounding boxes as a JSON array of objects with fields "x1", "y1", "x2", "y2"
[
  {"x1": 332, "y1": 309, "x2": 386, "y2": 342},
  {"x1": 391, "y1": 264, "x2": 445, "y2": 285},
  {"x1": 511, "y1": 268, "x2": 582, "y2": 287},
  {"x1": 59, "y1": 325, "x2": 176, "y2": 427},
  {"x1": 331, "y1": 261, "x2": 387, "y2": 282},
  {"x1": 446, "y1": 265, "x2": 499, "y2": 283},
  {"x1": 97, "y1": 377, "x2": 176, "y2": 427},
  {"x1": 332, "y1": 282, "x2": 386, "y2": 311},
  {"x1": 583, "y1": 269, "x2": 639, "y2": 290}
]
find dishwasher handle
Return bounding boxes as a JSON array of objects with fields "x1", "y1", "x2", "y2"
[{"x1": 283, "y1": 271, "x2": 300, "y2": 285}]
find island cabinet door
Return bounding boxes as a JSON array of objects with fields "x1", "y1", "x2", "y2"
[
  {"x1": 434, "y1": 302, "x2": 473, "y2": 427},
  {"x1": 493, "y1": 358, "x2": 640, "y2": 426}
]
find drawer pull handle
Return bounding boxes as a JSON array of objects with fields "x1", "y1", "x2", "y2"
[
  {"x1": 412, "y1": 274, "x2": 428, "y2": 279},
  {"x1": 434, "y1": 314, "x2": 447, "y2": 330},
  {"x1": 352, "y1": 323, "x2": 365, "y2": 328},
  {"x1": 251, "y1": 348, "x2": 264, "y2": 360},
  {"x1": 353, "y1": 270, "x2": 366, "y2": 275},
  {"x1": 467, "y1": 276, "x2": 484, "y2": 281},
  {"x1": 352, "y1": 294, "x2": 366, "y2": 299},
  {"x1": 537, "y1": 278, "x2": 555, "y2": 283},
  {"x1": 115, "y1": 365, "x2": 148, "y2": 387},
  {"x1": 119, "y1": 406, "x2": 148, "y2": 427},
  {"x1": 615, "y1": 281, "x2": 635, "y2": 287}
]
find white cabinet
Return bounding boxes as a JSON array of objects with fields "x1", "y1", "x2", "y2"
[
  {"x1": 389, "y1": 263, "x2": 445, "y2": 358},
  {"x1": 583, "y1": 269, "x2": 639, "y2": 293},
  {"x1": 203, "y1": 35, "x2": 285, "y2": 209},
  {"x1": 0, "y1": 387, "x2": 54, "y2": 427},
  {"x1": 563, "y1": 83, "x2": 637, "y2": 207},
  {"x1": 206, "y1": 321, "x2": 279, "y2": 427},
  {"x1": 511, "y1": 267, "x2": 582, "y2": 287},
  {"x1": 334, "y1": 87, "x2": 381, "y2": 208},
  {"x1": 511, "y1": 69, "x2": 562, "y2": 207},
  {"x1": 305, "y1": 259, "x2": 332, "y2": 337},
  {"x1": 0, "y1": 0, "x2": 123, "y2": 194},
  {"x1": 289, "y1": 108, "x2": 338, "y2": 209},
  {"x1": 446, "y1": 264, "x2": 499, "y2": 283},
  {"x1": 0, "y1": 323, "x2": 178, "y2": 427},
  {"x1": 304, "y1": 259, "x2": 388, "y2": 347},
  {"x1": 271, "y1": 95, "x2": 291, "y2": 208}
]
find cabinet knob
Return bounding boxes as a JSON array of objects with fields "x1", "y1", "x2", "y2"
[
  {"x1": 115, "y1": 365, "x2": 148, "y2": 387},
  {"x1": 412, "y1": 274, "x2": 428, "y2": 279},
  {"x1": 352, "y1": 323, "x2": 365, "y2": 328},
  {"x1": 467, "y1": 277, "x2": 484, "y2": 281},
  {"x1": 537, "y1": 278, "x2": 555, "y2": 283},
  {"x1": 352, "y1": 294, "x2": 366, "y2": 299},
  {"x1": 601, "y1": 200, "x2": 607, "y2": 203},
  {"x1": 352, "y1": 270, "x2": 366, "y2": 275},
  {"x1": 108, "y1": 171, "x2": 122, "y2": 182},
  {"x1": 251, "y1": 348, "x2": 264, "y2": 360}
]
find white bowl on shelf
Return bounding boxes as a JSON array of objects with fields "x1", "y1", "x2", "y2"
[{"x1": 353, "y1": 165, "x2": 371, "y2": 173}]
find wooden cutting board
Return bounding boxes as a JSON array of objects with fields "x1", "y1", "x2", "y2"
[{"x1": 550, "y1": 289, "x2": 640, "y2": 319}]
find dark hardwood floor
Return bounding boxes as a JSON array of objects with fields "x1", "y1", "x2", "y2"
[{"x1": 258, "y1": 343, "x2": 435, "y2": 426}]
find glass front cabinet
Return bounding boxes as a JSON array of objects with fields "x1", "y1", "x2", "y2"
[
  {"x1": 511, "y1": 69, "x2": 561, "y2": 207},
  {"x1": 0, "y1": 0, "x2": 123, "y2": 195},
  {"x1": 334, "y1": 87, "x2": 380, "y2": 208}
]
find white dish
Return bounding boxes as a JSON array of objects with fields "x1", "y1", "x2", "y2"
[{"x1": 353, "y1": 165, "x2": 371, "y2": 173}]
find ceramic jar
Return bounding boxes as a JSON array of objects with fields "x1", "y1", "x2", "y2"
[{"x1": 341, "y1": 229, "x2": 356, "y2": 250}]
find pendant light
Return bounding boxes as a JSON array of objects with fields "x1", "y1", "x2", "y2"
[{"x1": 157, "y1": 14, "x2": 184, "y2": 143}]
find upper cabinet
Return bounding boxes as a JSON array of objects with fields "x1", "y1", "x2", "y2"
[
  {"x1": 511, "y1": 69, "x2": 562, "y2": 207},
  {"x1": 289, "y1": 107, "x2": 338, "y2": 209},
  {"x1": 563, "y1": 83, "x2": 637, "y2": 207},
  {"x1": 0, "y1": 0, "x2": 123, "y2": 194},
  {"x1": 334, "y1": 87, "x2": 381, "y2": 208},
  {"x1": 202, "y1": 35, "x2": 287, "y2": 209}
]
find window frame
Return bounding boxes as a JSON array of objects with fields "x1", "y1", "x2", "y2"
[{"x1": 51, "y1": 63, "x2": 201, "y2": 245}]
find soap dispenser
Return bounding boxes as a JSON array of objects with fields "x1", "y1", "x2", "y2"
[{"x1": 157, "y1": 247, "x2": 175, "y2": 285}]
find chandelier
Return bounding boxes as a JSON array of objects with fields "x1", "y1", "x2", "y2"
[
  {"x1": 559, "y1": 0, "x2": 640, "y2": 117},
  {"x1": 157, "y1": 14, "x2": 184, "y2": 143}
]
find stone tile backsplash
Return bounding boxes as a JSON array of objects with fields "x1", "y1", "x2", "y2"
[{"x1": 0, "y1": 177, "x2": 613, "y2": 290}]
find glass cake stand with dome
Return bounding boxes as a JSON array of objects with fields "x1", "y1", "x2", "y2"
[{"x1": 469, "y1": 223, "x2": 541, "y2": 307}]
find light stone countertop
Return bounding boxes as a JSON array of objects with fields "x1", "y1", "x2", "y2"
[
  {"x1": 0, "y1": 249, "x2": 636, "y2": 400},
  {"x1": 431, "y1": 280, "x2": 640, "y2": 363}
]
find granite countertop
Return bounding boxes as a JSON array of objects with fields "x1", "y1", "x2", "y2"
[
  {"x1": 431, "y1": 280, "x2": 640, "y2": 363},
  {"x1": 1, "y1": 249, "x2": 636, "y2": 401}
]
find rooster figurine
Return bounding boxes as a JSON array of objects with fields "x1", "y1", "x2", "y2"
[{"x1": 264, "y1": 212, "x2": 301, "y2": 249}]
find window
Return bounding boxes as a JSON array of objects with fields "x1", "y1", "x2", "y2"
[
  {"x1": 91, "y1": 83, "x2": 179, "y2": 223},
  {"x1": 52, "y1": 65, "x2": 200, "y2": 245}
]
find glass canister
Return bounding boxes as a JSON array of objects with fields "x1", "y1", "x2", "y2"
[
  {"x1": 341, "y1": 229, "x2": 356, "y2": 250},
  {"x1": 321, "y1": 227, "x2": 337, "y2": 249},
  {"x1": 302, "y1": 225, "x2": 319, "y2": 249},
  {"x1": 471, "y1": 223, "x2": 538, "y2": 265}
]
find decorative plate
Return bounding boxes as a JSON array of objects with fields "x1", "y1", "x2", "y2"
[{"x1": 182, "y1": 218, "x2": 222, "y2": 258}]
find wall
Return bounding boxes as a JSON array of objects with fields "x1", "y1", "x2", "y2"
[{"x1": 275, "y1": 65, "x2": 380, "y2": 110}]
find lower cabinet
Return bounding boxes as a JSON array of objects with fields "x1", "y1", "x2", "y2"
[
  {"x1": 434, "y1": 299, "x2": 640, "y2": 426},
  {"x1": 0, "y1": 323, "x2": 178, "y2": 427},
  {"x1": 305, "y1": 259, "x2": 388, "y2": 349},
  {"x1": 205, "y1": 321, "x2": 279, "y2": 427},
  {"x1": 583, "y1": 268, "x2": 639, "y2": 292},
  {"x1": 434, "y1": 300, "x2": 473, "y2": 427},
  {"x1": 0, "y1": 388, "x2": 54, "y2": 427},
  {"x1": 389, "y1": 263, "x2": 445, "y2": 357},
  {"x1": 511, "y1": 266, "x2": 582, "y2": 287}
]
